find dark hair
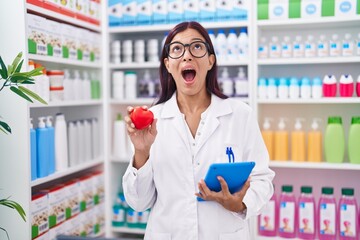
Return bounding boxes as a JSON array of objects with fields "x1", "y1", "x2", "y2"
[{"x1": 155, "y1": 21, "x2": 227, "y2": 105}]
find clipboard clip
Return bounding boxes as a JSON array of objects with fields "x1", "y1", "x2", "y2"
[{"x1": 226, "y1": 147, "x2": 235, "y2": 163}]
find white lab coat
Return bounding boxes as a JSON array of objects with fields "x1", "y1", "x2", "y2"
[{"x1": 123, "y1": 93, "x2": 275, "y2": 240}]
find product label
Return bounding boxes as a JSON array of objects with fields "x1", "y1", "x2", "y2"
[
  {"x1": 138, "y1": 210, "x2": 150, "y2": 224},
  {"x1": 199, "y1": 0, "x2": 216, "y2": 21},
  {"x1": 320, "y1": 202, "x2": 336, "y2": 236},
  {"x1": 260, "y1": 200, "x2": 276, "y2": 231},
  {"x1": 340, "y1": 204, "x2": 357, "y2": 237},
  {"x1": 232, "y1": 0, "x2": 248, "y2": 20},
  {"x1": 299, "y1": 202, "x2": 315, "y2": 234},
  {"x1": 152, "y1": 0, "x2": 167, "y2": 24},
  {"x1": 269, "y1": 0, "x2": 289, "y2": 19},
  {"x1": 335, "y1": 0, "x2": 357, "y2": 16},
  {"x1": 301, "y1": 0, "x2": 321, "y2": 18},
  {"x1": 279, "y1": 201, "x2": 295, "y2": 233},
  {"x1": 113, "y1": 207, "x2": 125, "y2": 222}
]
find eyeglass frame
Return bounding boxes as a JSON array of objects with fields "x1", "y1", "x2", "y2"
[{"x1": 165, "y1": 40, "x2": 211, "y2": 59}]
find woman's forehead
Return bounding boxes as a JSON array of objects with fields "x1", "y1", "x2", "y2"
[{"x1": 172, "y1": 28, "x2": 205, "y2": 42}]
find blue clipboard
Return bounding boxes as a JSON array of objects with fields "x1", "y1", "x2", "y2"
[{"x1": 197, "y1": 161, "x2": 255, "y2": 201}]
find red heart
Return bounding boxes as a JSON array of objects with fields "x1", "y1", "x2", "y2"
[{"x1": 130, "y1": 107, "x2": 154, "y2": 130}]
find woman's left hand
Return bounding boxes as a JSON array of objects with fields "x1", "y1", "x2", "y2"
[{"x1": 195, "y1": 176, "x2": 250, "y2": 212}]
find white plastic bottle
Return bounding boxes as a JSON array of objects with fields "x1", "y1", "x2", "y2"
[
  {"x1": 63, "y1": 69, "x2": 73, "y2": 101},
  {"x1": 112, "y1": 71, "x2": 125, "y2": 100},
  {"x1": 77, "y1": 120, "x2": 85, "y2": 163},
  {"x1": 68, "y1": 121, "x2": 78, "y2": 167},
  {"x1": 82, "y1": 71, "x2": 91, "y2": 100},
  {"x1": 122, "y1": 39, "x2": 133, "y2": 63},
  {"x1": 342, "y1": 33, "x2": 354, "y2": 56},
  {"x1": 113, "y1": 113, "x2": 128, "y2": 159},
  {"x1": 238, "y1": 28, "x2": 248, "y2": 59},
  {"x1": 356, "y1": 33, "x2": 360, "y2": 56},
  {"x1": 216, "y1": 29, "x2": 227, "y2": 63},
  {"x1": 317, "y1": 34, "x2": 329, "y2": 57},
  {"x1": 234, "y1": 67, "x2": 248, "y2": 97},
  {"x1": 281, "y1": 36, "x2": 292, "y2": 58},
  {"x1": 208, "y1": 30, "x2": 216, "y2": 48},
  {"x1": 258, "y1": 37, "x2": 268, "y2": 59},
  {"x1": 55, "y1": 113, "x2": 68, "y2": 171},
  {"x1": 289, "y1": 77, "x2": 300, "y2": 99},
  {"x1": 125, "y1": 71, "x2": 137, "y2": 99},
  {"x1": 269, "y1": 36, "x2": 281, "y2": 58},
  {"x1": 329, "y1": 34, "x2": 341, "y2": 57},
  {"x1": 73, "y1": 70, "x2": 82, "y2": 101},
  {"x1": 84, "y1": 119, "x2": 92, "y2": 161},
  {"x1": 218, "y1": 67, "x2": 233, "y2": 96},
  {"x1": 267, "y1": 78, "x2": 277, "y2": 99},
  {"x1": 227, "y1": 29, "x2": 238, "y2": 61},
  {"x1": 278, "y1": 77, "x2": 289, "y2": 99},
  {"x1": 293, "y1": 35, "x2": 304, "y2": 58},
  {"x1": 258, "y1": 77, "x2": 267, "y2": 99},
  {"x1": 305, "y1": 35, "x2": 316, "y2": 58},
  {"x1": 300, "y1": 77, "x2": 312, "y2": 99},
  {"x1": 91, "y1": 118, "x2": 100, "y2": 159},
  {"x1": 312, "y1": 77, "x2": 323, "y2": 98}
]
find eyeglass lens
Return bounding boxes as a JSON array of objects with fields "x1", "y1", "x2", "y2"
[{"x1": 167, "y1": 41, "x2": 208, "y2": 59}]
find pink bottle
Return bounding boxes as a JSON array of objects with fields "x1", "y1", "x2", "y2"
[
  {"x1": 298, "y1": 186, "x2": 316, "y2": 239},
  {"x1": 339, "y1": 188, "x2": 358, "y2": 239},
  {"x1": 323, "y1": 75, "x2": 337, "y2": 97},
  {"x1": 258, "y1": 186, "x2": 278, "y2": 237},
  {"x1": 279, "y1": 185, "x2": 297, "y2": 238},
  {"x1": 318, "y1": 187, "x2": 337, "y2": 240},
  {"x1": 356, "y1": 75, "x2": 360, "y2": 97},
  {"x1": 339, "y1": 74, "x2": 354, "y2": 97}
]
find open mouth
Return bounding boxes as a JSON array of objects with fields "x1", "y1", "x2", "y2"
[{"x1": 182, "y1": 69, "x2": 196, "y2": 83}]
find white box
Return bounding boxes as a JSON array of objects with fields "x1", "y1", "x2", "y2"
[
  {"x1": 79, "y1": 175, "x2": 94, "y2": 212},
  {"x1": 41, "y1": 185, "x2": 66, "y2": 229},
  {"x1": 48, "y1": 222, "x2": 66, "y2": 240},
  {"x1": 335, "y1": 0, "x2": 357, "y2": 17},
  {"x1": 233, "y1": 0, "x2": 249, "y2": 20},
  {"x1": 108, "y1": 0, "x2": 123, "y2": 26},
  {"x1": 199, "y1": 0, "x2": 216, "y2": 22},
  {"x1": 27, "y1": 13, "x2": 47, "y2": 55},
  {"x1": 216, "y1": 0, "x2": 233, "y2": 21},
  {"x1": 123, "y1": 0, "x2": 137, "y2": 25},
  {"x1": 61, "y1": 23, "x2": 77, "y2": 59},
  {"x1": 301, "y1": 0, "x2": 321, "y2": 18},
  {"x1": 137, "y1": 0, "x2": 152, "y2": 25},
  {"x1": 31, "y1": 193, "x2": 49, "y2": 239},
  {"x1": 46, "y1": 20, "x2": 62, "y2": 58},
  {"x1": 184, "y1": 0, "x2": 200, "y2": 21},
  {"x1": 152, "y1": 0, "x2": 168, "y2": 24},
  {"x1": 63, "y1": 180, "x2": 80, "y2": 219},
  {"x1": 92, "y1": 171, "x2": 105, "y2": 205},
  {"x1": 268, "y1": 0, "x2": 289, "y2": 20},
  {"x1": 168, "y1": 0, "x2": 184, "y2": 23}
]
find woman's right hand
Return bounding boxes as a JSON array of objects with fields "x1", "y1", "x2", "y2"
[{"x1": 124, "y1": 106, "x2": 157, "y2": 168}]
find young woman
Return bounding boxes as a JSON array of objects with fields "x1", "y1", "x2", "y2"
[{"x1": 122, "y1": 21, "x2": 275, "y2": 240}]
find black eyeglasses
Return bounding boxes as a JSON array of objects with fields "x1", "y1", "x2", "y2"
[{"x1": 165, "y1": 41, "x2": 210, "y2": 59}]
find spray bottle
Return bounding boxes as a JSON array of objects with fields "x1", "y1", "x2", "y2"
[
  {"x1": 291, "y1": 118, "x2": 306, "y2": 162},
  {"x1": 307, "y1": 118, "x2": 323, "y2": 162},
  {"x1": 274, "y1": 118, "x2": 289, "y2": 161},
  {"x1": 261, "y1": 118, "x2": 274, "y2": 160}
]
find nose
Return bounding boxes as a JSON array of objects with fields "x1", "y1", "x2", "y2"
[{"x1": 182, "y1": 47, "x2": 192, "y2": 61}]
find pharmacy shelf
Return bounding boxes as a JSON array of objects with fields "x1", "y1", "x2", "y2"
[
  {"x1": 26, "y1": 3, "x2": 101, "y2": 32},
  {"x1": 257, "y1": 16, "x2": 360, "y2": 30},
  {"x1": 257, "y1": 56, "x2": 360, "y2": 65},
  {"x1": 109, "y1": 61, "x2": 250, "y2": 70},
  {"x1": 31, "y1": 159, "x2": 103, "y2": 187},
  {"x1": 109, "y1": 21, "x2": 249, "y2": 33},
  {"x1": 257, "y1": 98, "x2": 360, "y2": 104},
  {"x1": 29, "y1": 99, "x2": 103, "y2": 108},
  {"x1": 269, "y1": 161, "x2": 360, "y2": 171},
  {"x1": 111, "y1": 227, "x2": 146, "y2": 235},
  {"x1": 28, "y1": 54, "x2": 102, "y2": 69},
  {"x1": 110, "y1": 98, "x2": 157, "y2": 106}
]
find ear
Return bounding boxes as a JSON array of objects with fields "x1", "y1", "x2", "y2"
[
  {"x1": 164, "y1": 58, "x2": 171, "y2": 73},
  {"x1": 208, "y1": 54, "x2": 215, "y2": 70}
]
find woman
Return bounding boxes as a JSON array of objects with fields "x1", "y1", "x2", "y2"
[{"x1": 122, "y1": 21, "x2": 275, "y2": 240}]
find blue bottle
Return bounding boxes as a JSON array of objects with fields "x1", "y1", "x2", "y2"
[
  {"x1": 46, "y1": 116, "x2": 55, "y2": 175},
  {"x1": 36, "y1": 117, "x2": 49, "y2": 178},
  {"x1": 30, "y1": 118, "x2": 37, "y2": 181}
]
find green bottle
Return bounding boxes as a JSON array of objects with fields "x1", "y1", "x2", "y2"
[
  {"x1": 348, "y1": 116, "x2": 360, "y2": 164},
  {"x1": 324, "y1": 116, "x2": 345, "y2": 163}
]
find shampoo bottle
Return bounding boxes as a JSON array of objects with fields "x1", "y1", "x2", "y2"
[
  {"x1": 55, "y1": 113, "x2": 68, "y2": 171},
  {"x1": 356, "y1": 75, "x2": 360, "y2": 97},
  {"x1": 348, "y1": 116, "x2": 360, "y2": 164},
  {"x1": 274, "y1": 118, "x2": 289, "y2": 161},
  {"x1": 323, "y1": 75, "x2": 337, "y2": 97},
  {"x1": 261, "y1": 118, "x2": 274, "y2": 160},
  {"x1": 339, "y1": 74, "x2": 354, "y2": 97},
  {"x1": 258, "y1": 185, "x2": 277, "y2": 236},
  {"x1": 30, "y1": 118, "x2": 37, "y2": 181},
  {"x1": 68, "y1": 121, "x2": 78, "y2": 167},
  {"x1": 291, "y1": 118, "x2": 306, "y2": 162},
  {"x1": 46, "y1": 116, "x2": 55, "y2": 175},
  {"x1": 324, "y1": 116, "x2": 345, "y2": 163},
  {"x1": 279, "y1": 185, "x2": 297, "y2": 238},
  {"x1": 307, "y1": 118, "x2": 323, "y2": 162},
  {"x1": 36, "y1": 117, "x2": 49, "y2": 178},
  {"x1": 339, "y1": 188, "x2": 358, "y2": 239},
  {"x1": 318, "y1": 187, "x2": 337, "y2": 240},
  {"x1": 113, "y1": 113, "x2": 128, "y2": 159},
  {"x1": 298, "y1": 186, "x2": 316, "y2": 239}
]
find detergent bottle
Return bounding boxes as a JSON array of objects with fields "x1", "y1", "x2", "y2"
[
  {"x1": 307, "y1": 118, "x2": 323, "y2": 162},
  {"x1": 324, "y1": 116, "x2": 345, "y2": 163},
  {"x1": 261, "y1": 118, "x2": 274, "y2": 160},
  {"x1": 318, "y1": 187, "x2": 337, "y2": 240},
  {"x1": 291, "y1": 118, "x2": 306, "y2": 162},
  {"x1": 339, "y1": 188, "x2": 358, "y2": 239},
  {"x1": 279, "y1": 185, "x2": 297, "y2": 238},
  {"x1": 274, "y1": 118, "x2": 289, "y2": 161},
  {"x1": 258, "y1": 185, "x2": 277, "y2": 236},
  {"x1": 348, "y1": 116, "x2": 360, "y2": 164},
  {"x1": 298, "y1": 186, "x2": 316, "y2": 239}
]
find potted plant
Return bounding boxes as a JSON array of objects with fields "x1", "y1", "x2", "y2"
[{"x1": 0, "y1": 52, "x2": 47, "y2": 239}]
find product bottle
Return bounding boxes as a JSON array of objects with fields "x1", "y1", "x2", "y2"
[
  {"x1": 215, "y1": 29, "x2": 227, "y2": 62},
  {"x1": 124, "y1": 71, "x2": 137, "y2": 100},
  {"x1": 46, "y1": 116, "x2": 55, "y2": 175},
  {"x1": 138, "y1": 209, "x2": 151, "y2": 229},
  {"x1": 317, "y1": 34, "x2": 329, "y2": 57},
  {"x1": 68, "y1": 121, "x2": 78, "y2": 167},
  {"x1": 356, "y1": 33, "x2": 360, "y2": 56},
  {"x1": 324, "y1": 116, "x2": 345, "y2": 163},
  {"x1": 281, "y1": 36, "x2": 292, "y2": 58},
  {"x1": 77, "y1": 120, "x2": 85, "y2": 163},
  {"x1": 36, "y1": 117, "x2": 49, "y2": 178},
  {"x1": 234, "y1": 67, "x2": 248, "y2": 97},
  {"x1": 318, "y1": 187, "x2": 337, "y2": 240},
  {"x1": 91, "y1": 118, "x2": 100, "y2": 159},
  {"x1": 279, "y1": 185, "x2": 297, "y2": 238},
  {"x1": 261, "y1": 118, "x2": 274, "y2": 160},
  {"x1": 258, "y1": 37, "x2": 268, "y2": 59},
  {"x1": 274, "y1": 118, "x2": 289, "y2": 161},
  {"x1": 291, "y1": 118, "x2": 306, "y2": 162},
  {"x1": 30, "y1": 118, "x2": 37, "y2": 181},
  {"x1": 84, "y1": 119, "x2": 92, "y2": 161},
  {"x1": 227, "y1": 29, "x2": 238, "y2": 61},
  {"x1": 63, "y1": 69, "x2": 74, "y2": 101},
  {"x1": 289, "y1": 77, "x2": 300, "y2": 99},
  {"x1": 55, "y1": 113, "x2": 68, "y2": 171},
  {"x1": 305, "y1": 35, "x2": 316, "y2": 58},
  {"x1": 258, "y1": 188, "x2": 277, "y2": 236},
  {"x1": 307, "y1": 118, "x2": 323, "y2": 162},
  {"x1": 269, "y1": 36, "x2": 281, "y2": 58},
  {"x1": 218, "y1": 67, "x2": 233, "y2": 96},
  {"x1": 339, "y1": 188, "x2": 358, "y2": 239},
  {"x1": 298, "y1": 186, "x2": 316, "y2": 239},
  {"x1": 342, "y1": 33, "x2": 354, "y2": 56},
  {"x1": 112, "y1": 71, "x2": 125, "y2": 100},
  {"x1": 356, "y1": 75, "x2": 360, "y2": 97},
  {"x1": 237, "y1": 28, "x2": 248, "y2": 59},
  {"x1": 82, "y1": 71, "x2": 91, "y2": 100},
  {"x1": 113, "y1": 113, "x2": 128, "y2": 159},
  {"x1": 323, "y1": 75, "x2": 337, "y2": 97},
  {"x1": 329, "y1": 34, "x2": 341, "y2": 57},
  {"x1": 258, "y1": 77, "x2": 267, "y2": 99},
  {"x1": 348, "y1": 116, "x2": 360, "y2": 164},
  {"x1": 73, "y1": 70, "x2": 82, "y2": 101},
  {"x1": 293, "y1": 35, "x2": 304, "y2": 58},
  {"x1": 267, "y1": 78, "x2": 277, "y2": 99},
  {"x1": 278, "y1": 77, "x2": 289, "y2": 99},
  {"x1": 339, "y1": 74, "x2": 354, "y2": 97},
  {"x1": 300, "y1": 77, "x2": 312, "y2": 99},
  {"x1": 312, "y1": 77, "x2": 323, "y2": 98},
  {"x1": 112, "y1": 194, "x2": 126, "y2": 227}
]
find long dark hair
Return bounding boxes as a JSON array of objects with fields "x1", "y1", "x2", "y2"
[{"x1": 155, "y1": 21, "x2": 227, "y2": 105}]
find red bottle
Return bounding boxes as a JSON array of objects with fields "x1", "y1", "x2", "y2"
[
  {"x1": 339, "y1": 74, "x2": 354, "y2": 97},
  {"x1": 323, "y1": 75, "x2": 337, "y2": 97}
]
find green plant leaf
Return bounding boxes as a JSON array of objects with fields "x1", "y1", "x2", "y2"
[
  {"x1": 9, "y1": 52, "x2": 22, "y2": 75},
  {"x1": 14, "y1": 59, "x2": 24, "y2": 73},
  {"x1": 0, "y1": 120, "x2": 11, "y2": 134},
  {"x1": 18, "y1": 86, "x2": 47, "y2": 105},
  {"x1": 28, "y1": 67, "x2": 44, "y2": 77},
  {"x1": 0, "y1": 226, "x2": 10, "y2": 240},
  {"x1": 9, "y1": 75, "x2": 33, "y2": 84},
  {"x1": 0, "y1": 198, "x2": 26, "y2": 222},
  {"x1": 0, "y1": 56, "x2": 8, "y2": 79},
  {"x1": 10, "y1": 86, "x2": 33, "y2": 103},
  {"x1": 20, "y1": 80, "x2": 35, "y2": 85},
  {"x1": 8, "y1": 65, "x2": 13, "y2": 75}
]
